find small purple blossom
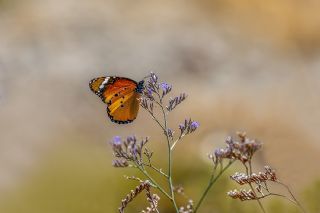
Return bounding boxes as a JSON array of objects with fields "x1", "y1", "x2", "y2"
[
  {"x1": 190, "y1": 121, "x2": 199, "y2": 131},
  {"x1": 113, "y1": 136, "x2": 122, "y2": 146},
  {"x1": 179, "y1": 124, "x2": 184, "y2": 130},
  {"x1": 111, "y1": 136, "x2": 151, "y2": 167},
  {"x1": 142, "y1": 72, "x2": 159, "y2": 102},
  {"x1": 166, "y1": 93, "x2": 187, "y2": 111},
  {"x1": 179, "y1": 119, "x2": 199, "y2": 136},
  {"x1": 210, "y1": 133, "x2": 262, "y2": 164},
  {"x1": 160, "y1": 82, "x2": 172, "y2": 96},
  {"x1": 165, "y1": 128, "x2": 174, "y2": 138},
  {"x1": 160, "y1": 82, "x2": 170, "y2": 91},
  {"x1": 214, "y1": 148, "x2": 224, "y2": 157}
]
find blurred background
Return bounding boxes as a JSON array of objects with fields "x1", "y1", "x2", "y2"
[{"x1": 0, "y1": 0, "x2": 320, "y2": 212}]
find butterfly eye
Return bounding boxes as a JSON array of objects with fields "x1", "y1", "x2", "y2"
[{"x1": 115, "y1": 93, "x2": 119, "y2": 97}]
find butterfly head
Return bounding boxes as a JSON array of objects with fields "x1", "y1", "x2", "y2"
[{"x1": 135, "y1": 80, "x2": 145, "y2": 94}]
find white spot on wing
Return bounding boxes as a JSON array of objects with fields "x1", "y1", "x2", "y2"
[{"x1": 99, "y1": 77, "x2": 110, "y2": 89}]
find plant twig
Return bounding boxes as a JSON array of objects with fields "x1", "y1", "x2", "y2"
[
  {"x1": 246, "y1": 162, "x2": 266, "y2": 213},
  {"x1": 194, "y1": 160, "x2": 234, "y2": 213},
  {"x1": 276, "y1": 181, "x2": 307, "y2": 213},
  {"x1": 135, "y1": 164, "x2": 172, "y2": 200},
  {"x1": 159, "y1": 101, "x2": 179, "y2": 212}
]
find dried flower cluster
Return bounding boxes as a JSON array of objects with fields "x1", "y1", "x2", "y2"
[
  {"x1": 142, "y1": 191, "x2": 160, "y2": 213},
  {"x1": 204, "y1": 132, "x2": 305, "y2": 213},
  {"x1": 111, "y1": 136, "x2": 151, "y2": 167},
  {"x1": 227, "y1": 166, "x2": 278, "y2": 201},
  {"x1": 160, "y1": 82, "x2": 172, "y2": 97},
  {"x1": 179, "y1": 200, "x2": 194, "y2": 213},
  {"x1": 173, "y1": 185, "x2": 185, "y2": 195},
  {"x1": 227, "y1": 189, "x2": 257, "y2": 201},
  {"x1": 230, "y1": 166, "x2": 277, "y2": 185},
  {"x1": 209, "y1": 132, "x2": 262, "y2": 164},
  {"x1": 119, "y1": 180, "x2": 159, "y2": 213},
  {"x1": 179, "y1": 119, "x2": 200, "y2": 136},
  {"x1": 140, "y1": 72, "x2": 187, "y2": 114},
  {"x1": 167, "y1": 93, "x2": 187, "y2": 111},
  {"x1": 227, "y1": 165, "x2": 303, "y2": 209}
]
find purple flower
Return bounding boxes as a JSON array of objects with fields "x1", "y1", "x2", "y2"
[
  {"x1": 160, "y1": 82, "x2": 172, "y2": 97},
  {"x1": 179, "y1": 124, "x2": 185, "y2": 130},
  {"x1": 190, "y1": 121, "x2": 199, "y2": 130},
  {"x1": 214, "y1": 148, "x2": 225, "y2": 158},
  {"x1": 147, "y1": 88, "x2": 153, "y2": 96},
  {"x1": 166, "y1": 128, "x2": 174, "y2": 138},
  {"x1": 160, "y1": 82, "x2": 171, "y2": 91},
  {"x1": 113, "y1": 136, "x2": 122, "y2": 146},
  {"x1": 166, "y1": 93, "x2": 187, "y2": 111},
  {"x1": 126, "y1": 136, "x2": 136, "y2": 143}
]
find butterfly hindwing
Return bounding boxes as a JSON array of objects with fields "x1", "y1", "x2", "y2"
[{"x1": 107, "y1": 92, "x2": 140, "y2": 124}]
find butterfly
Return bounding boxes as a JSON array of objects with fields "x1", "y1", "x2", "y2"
[{"x1": 89, "y1": 76, "x2": 144, "y2": 124}]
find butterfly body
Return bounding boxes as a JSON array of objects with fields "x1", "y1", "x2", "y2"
[{"x1": 89, "y1": 76, "x2": 144, "y2": 124}]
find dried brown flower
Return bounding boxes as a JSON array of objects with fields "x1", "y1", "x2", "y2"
[
  {"x1": 227, "y1": 189, "x2": 257, "y2": 201},
  {"x1": 119, "y1": 181, "x2": 154, "y2": 213}
]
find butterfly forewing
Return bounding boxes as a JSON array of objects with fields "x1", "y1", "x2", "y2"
[
  {"x1": 89, "y1": 76, "x2": 111, "y2": 101},
  {"x1": 102, "y1": 78, "x2": 138, "y2": 104},
  {"x1": 89, "y1": 77, "x2": 106, "y2": 94}
]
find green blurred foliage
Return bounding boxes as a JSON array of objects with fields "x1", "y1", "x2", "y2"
[
  {"x1": 0, "y1": 0, "x2": 16, "y2": 9},
  {"x1": 303, "y1": 180, "x2": 320, "y2": 213}
]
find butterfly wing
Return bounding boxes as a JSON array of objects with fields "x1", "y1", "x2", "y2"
[
  {"x1": 89, "y1": 77, "x2": 141, "y2": 124},
  {"x1": 89, "y1": 77, "x2": 112, "y2": 102},
  {"x1": 107, "y1": 91, "x2": 140, "y2": 124}
]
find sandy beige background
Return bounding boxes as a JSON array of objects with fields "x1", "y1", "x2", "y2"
[{"x1": 0, "y1": 0, "x2": 319, "y2": 212}]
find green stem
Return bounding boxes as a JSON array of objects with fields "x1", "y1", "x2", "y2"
[
  {"x1": 246, "y1": 162, "x2": 266, "y2": 213},
  {"x1": 144, "y1": 90, "x2": 179, "y2": 212},
  {"x1": 194, "y1": 161, "x2": 233, "y2": 213},
  {"x1": 161, "y1": 104, "x2": 179, "y2": 212},
  {"x1": 136, "y1": 165, "x2": 172, "y2": 200},
  {"x1": 147, "y1": 109, "x2": 166, "y2": 131},
  {"x1": 276, "y1": 181, "x2": 307, "y2": 213},
  {"x1": 170, "y1": 133, "x2": 185, "y2": 151},
  {"x1": 145, "y1": 163, "x2": 169, "y2": 178}
]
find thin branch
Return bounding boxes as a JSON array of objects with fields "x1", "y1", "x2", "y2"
[
  {"x1": 246, "y1": 162, "x2": 266, "y2": 213},
  {"x1": 170, "y1": 133, "x2": 186, "y2": 151},
  {"x1": 159, "y1": 102, "x2": 179, "y2": 212},
  {"x1": 194, "y1": 160, "x2": 234, "y2": 213},
  {"x1": 143, "y1": 163, "x2": 169, "y2": 178},
  {"x1": 135, "y1": 164, "x2": 172, "y2": 200},
  {"x1": 146, "y1": 108, "x2": 166, "y2": 131},
  {"x1": 144, "y1": 91, "x2": 179, "y2": 212},
  {"x1": 276, "y1": 181, "x2": 307, "y2": 213}
]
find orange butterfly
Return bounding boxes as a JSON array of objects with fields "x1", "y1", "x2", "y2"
[{"x1": 89, "y1": 76, "x2": 144, "y2": 124}]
